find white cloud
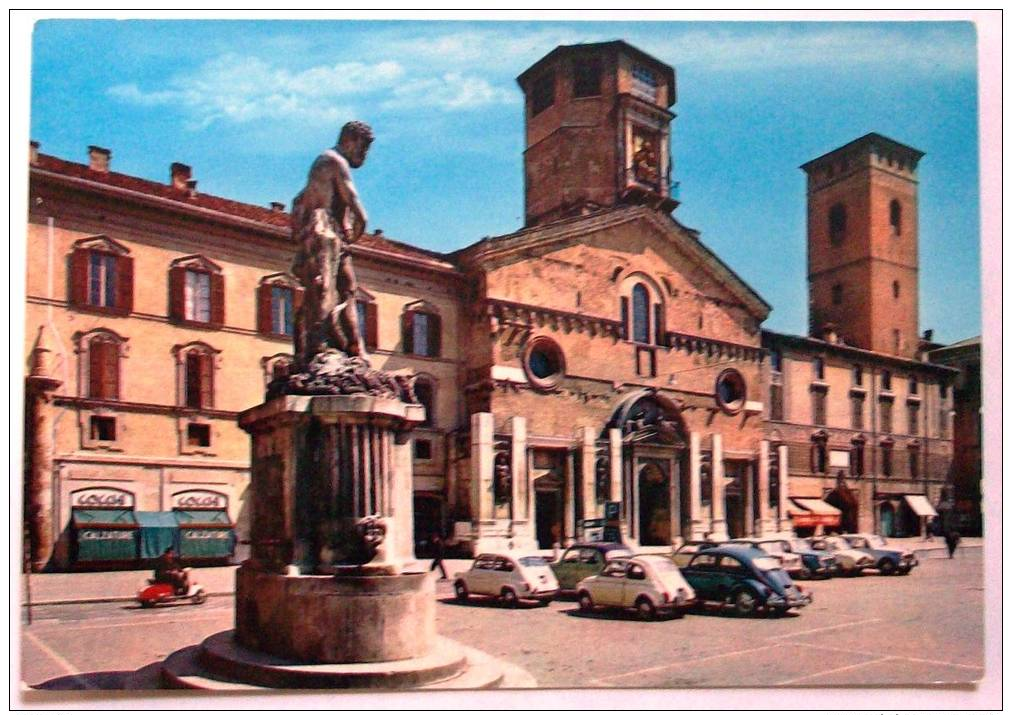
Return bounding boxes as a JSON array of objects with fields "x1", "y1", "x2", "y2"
[
  {"x1": 109, "y1": 54, "x2": 405, "y2": 129},
  {"x1": 383, "y1": 72, "x2": 514, "y2": 111}
]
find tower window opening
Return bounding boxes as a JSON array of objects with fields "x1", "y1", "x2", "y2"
[
  {"x1": 893, "y1": 280, "x2": 900, "y2": 299},
  {"x1": 889, "y1": 199, "x2": 902, "y2": 236},
  {"x1": 573, "y1": 57, "x2": 602, "y2": 98},
  {"x1": 829, "y1": 203, "x2": 847, "y2": 245},
  {"x1": 531, "y1": 71, "x2": 555, "y2": 116},
  {"x1": 832, "y1": 283, "x2": 843, "y2": 305}
]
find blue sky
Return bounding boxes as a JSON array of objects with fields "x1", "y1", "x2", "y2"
[{"x1": 28, "y1": 19, "x2": 981, "y2": 344}]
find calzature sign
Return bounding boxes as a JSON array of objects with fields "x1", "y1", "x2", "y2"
[
  {"x1": 71, "y1": 488, "x2": 135, "y2": 509},
  {"x1": 172, "y1": 490, "x2": 228, "y2": 510}
]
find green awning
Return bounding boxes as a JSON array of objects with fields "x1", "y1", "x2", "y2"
[
  {"x1": 174, "y1": 509, "x2": 231, "y2": 525},
  {"x1": 178, "y1": 526, "x2": 235, "y2": 558},
  {"x1": 71, "y1": 509, "x2": 138, "y2": 562},
  {"x1": 72, "y1": 508, "x2": 137, "y2": 526},
  {"x1": 135, "y1": 511, "x2": 180, "y2": 559}
]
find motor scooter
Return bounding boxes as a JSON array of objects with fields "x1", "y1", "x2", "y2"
[{"x1": 137, "y1": 567, "x2": 207, "y2": 607}]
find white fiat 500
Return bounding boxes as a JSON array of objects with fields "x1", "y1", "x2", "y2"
[
  {"x1": 576, "y1": 555, "x2": 696, "y2": 620},
  {"x1": 453, "y1": 553, "x2": 559, "y2": 607}
]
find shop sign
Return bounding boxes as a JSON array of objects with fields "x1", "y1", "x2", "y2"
[
  {"x1": 172, "y1": 490, "x2": 228, "y2": 510},
  {"x1": 829, "y1": 450, "x2": 850, "y2": 468},
  {"x1": 71, "y1": 488, "x2": 135, "y2": 509},
  {"x1": 182, "y1": 529, "x2": 230, "y2": 540},
  {"x1": 80, "y1": 529, "x2": 135, "y2": 540}
]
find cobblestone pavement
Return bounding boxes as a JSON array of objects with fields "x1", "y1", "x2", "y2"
[{"x1": 20, "y1": 549, "x2": 982, "y2": 693}]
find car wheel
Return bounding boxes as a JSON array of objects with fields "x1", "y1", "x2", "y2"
[
  {"x1": 139, "y1": 600, "x2": 153, "y2": 609},
  {"x1": 898, "y1": 566, "x2": 911, "y2": 576},
  {"x1": 578, "y1": 591, "x2": 594, "y2": 613},
  {"x1": 733, "y1": 589, "x2": 758, "y2": 617},
  {"x1": 501, "y1": 588, "x2": 519, "y2": 608},
  {"x1": 635, "y1": 597, "x2": 656, "y2": 621},
  {"x1": 878, "y1": 558, "x2": 897, "y2": 576},
  {"x1": 191, "y1": 589, "x2": 207, "y2": 605},
  {"x1": 453, "y1": 581, "x2": 469, "y2": 602}
]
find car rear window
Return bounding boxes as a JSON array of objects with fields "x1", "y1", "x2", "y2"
[{"x1": 519, "y1": 556, "x2": 548, "y2": 567}]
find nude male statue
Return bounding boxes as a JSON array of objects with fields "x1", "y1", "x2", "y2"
[{"x1": 291, "y1": 121, "x2": 374, "y2": 368}]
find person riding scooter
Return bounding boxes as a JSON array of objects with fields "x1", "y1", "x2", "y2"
[{"x1": 154, "y1": 546, "x2": 188, "y2": 595}]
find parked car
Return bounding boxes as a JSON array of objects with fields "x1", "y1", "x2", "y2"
[
  {"x1": 807, "y1": 536, "x2": 875, "y2": 576},
  {"x1": 680, "y1": 545, "x2": 811, "y2": 617},
  {"x1": 576, "y1": 554, "x2": 696, "y2": 620},
  {"x1": 725, "y1": 538, "x2": 805, "y2": 576},
  {"x1": 550, "y1": 542, "x2": 634, "y2": 591},
  {"x1": 671, "y1": 540, "x2": 719, "y2": 568},
  {"x1": 841, "y1": 533, "x2": 918, "y2": 575},
  {"x1": 781, "y1": 537, "x2": 840, "y2": 579},
  {"x1": 453, "y1": 553, "x2": 559, "y2": 606}
]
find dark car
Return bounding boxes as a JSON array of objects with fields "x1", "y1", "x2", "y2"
[
  {"x1": 680, "y1": 545, "x2": 812, "y2": 617},
  {"x1": 841, "y1": 533, "x2": 918, "y2": 575},
  {"x1": 781, "y1": 537, "x2": 840, "y2": 579},
  {"x1": 671, "y1": 540, "x2": 719, "y2": 568},
  {"x1": 550, "y1": 542, "x2": 634, "y2": 591}
]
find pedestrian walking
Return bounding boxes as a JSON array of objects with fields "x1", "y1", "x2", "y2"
[
  {"x1": 429, "y1": 532, "x2": 448, "y2": 580},
  {"x1": 945, "y1": 529, "x2": 961, "y2": 559}
]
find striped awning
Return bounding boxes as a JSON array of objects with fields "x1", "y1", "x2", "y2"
[
  {"x1": 903, "y1": 494, "x2": 938, "y2": 518},
  {"x1": 788, "y1": 498, "x2": 841, "y2": 528}
]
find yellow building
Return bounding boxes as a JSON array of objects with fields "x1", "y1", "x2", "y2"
[{"x1": 24, "y1": 143, "x2": 463, "y2": 570}]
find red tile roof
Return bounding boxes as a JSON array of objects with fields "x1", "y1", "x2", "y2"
[{"x1": 31, "y1": 152, "x2": 457, "y2": 268}]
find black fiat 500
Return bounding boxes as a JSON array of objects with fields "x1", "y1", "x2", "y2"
[{"x1": 680, "y1": 545, "x2": 811, "y2": 617}]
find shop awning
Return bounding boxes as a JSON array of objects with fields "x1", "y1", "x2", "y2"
[
  {"x1": 71, "y1": 508, "x2": 138, "y2": 562},
  {"x1": 903, "y1": 494, "x2": 938, "y2": 518},
  {"x1": 135, "y1": 511, "x2": 180, "y2": 559},
  {"x1": 788, "y1": 498, "x2": 842, "y2": 528},
  {"x1": 175, "y1": 509, "x2": 235, "y2": 559}
]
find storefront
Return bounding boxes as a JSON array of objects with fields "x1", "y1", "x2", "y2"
[
  {"x1": 67, "y1": 487, "x2": 235, "y2": 568},
  {"x1": 787, "y1": 497, "x2": 842, "y2": 537},
  {"x1": 70, "y1": 488, "x2": 139, "y2": 566},
  {"x1": 171, "y1": 490, "x2": 236, "y2": 562}
]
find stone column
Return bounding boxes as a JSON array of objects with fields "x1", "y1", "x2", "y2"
[
  {"x1": 393, "y1": 429, "x2": 415, "y2": 563},
  {"x1": 24, "y1": 326, "x2": 62, "y2": 572},
  {"x1": 470, "y1": 412, "x2": 494, "y2": 540},
  {"x1": 778, "y1": 443, "x2": 792, "y2": 532},
  {"x1": 579, "y1": 427, "x2": 597, "y2": 520},
  {"x1": 609, "y1": 428, "x2": 625, "y2": 540},
  {"x1": 509, "y1": 416, "x2": 527, "y2": 526},
  {"x1": 689, "y1": 432, "x2": 706, "y2": 539},
  {"x1": 744, "y1": 460, "x2": 755, "y2": 536},
  {"x1": 564, "y1": 450, "x2": 576, "y2": 546},
  {"x1": 710, "y1": 434, "x2": 728, "y2": 541},
  {"x1": 757, "y1": 440, "x2": 773, "y2": 535}
]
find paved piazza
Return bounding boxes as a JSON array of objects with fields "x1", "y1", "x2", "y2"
[{"x1": 21, "y1": 552, "x2": 983, "y2": 691}]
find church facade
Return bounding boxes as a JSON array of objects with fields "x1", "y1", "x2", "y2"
[{"x1": 22, "y1": 40, "x2": 959, "y2": 569}]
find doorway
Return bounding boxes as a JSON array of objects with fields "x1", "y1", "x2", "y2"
[
  {"x1": 825, "y1": 486, "x2": 859, "y2": 533},
  {"x1": 535, "y1": 490, "x2": 562, "y2": 549},
  {"x1": 879, "y1": 501, "x2": 896, "y2": 537},
  {"x1": 637, "y1": 462, "x2": 670, "y2": 546},
  {"x1": 724, "y1": 460, "x2": 749, "y2": 539}
]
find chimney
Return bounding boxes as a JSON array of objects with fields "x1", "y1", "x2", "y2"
[
  {"x1": 374, "y1": 228, "x2": 383, "y2": 236},
  {"x1": 29, "y1": 140, "x2": 39, "y2": 165},
  {"x1": 270, "y1": 201, "x2": 285, "y2": 213},
  {"x1": 88, "y1": 145, "x2": 111, "y2": 172},
  {"x1": 821, "y1": 322, "x2": 839, "y2": 345},
  {"x1": 185, "y1": 179, "x2": 198, "y2": 198},
  {"x1": 171, "y1": 162, "x2": 192, "y2": 190},
  {"x1": 923, "y1": 328, "x2": 934, "y2": 342}
]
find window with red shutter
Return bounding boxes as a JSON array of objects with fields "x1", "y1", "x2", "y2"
[
  {"x1": 87, "y1": 339, "x2": 119, "y2": 400},
  {"x1": 210, "y1": 272, "x2": 225, "y2": 326},
  {"x1": 426, "y1": 313, "x2": 441, "y2": 358},
  {"x1": 70, "y1": 248, "x2": 90, "y2": 307},
  {"x1": 257, "y1": 283, "x2": 273, "y2": 335},
  {"x1": 620, "y1": 296, "x2": 630, "y2": 340},
  {"x1": 653, "y1": 302, "x2": 665, "y2": 346},
  {"x1": 115, "y1": 254, "x2": 133, "y2": 315},
  {"x1": 169, "y1": 265, "x2": 186, "y2": 321},
  {"x1": 199, "y1": 352, "x2": 214, "y2": 408}
]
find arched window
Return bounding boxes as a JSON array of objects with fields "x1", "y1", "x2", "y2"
[
  {"x1": 172, "y1": 342, "x2": 220, "y2": 410},
  {"x1": 257, "y1": 273, "x2": 300, "y2": 338},
  {"x1": 889, "y1": 199, "x2": 902, "y2": 236},
  {"x1": 402, "y1": 301, "x2": 442, "y2": 358},
  {"x1": 892, "y1": 280, "x2": 900, "y2": 299},
  {"x1": 261, "y1": 353, "x2": 294, "y2": 389},
  {"x1": 75, "y1": 328, "x2": 128, "y2": 400},
  {"x1": 632, "y1": 283, "x2": 650, "y2": 343},
  {"x1": 829, "y1": 203, "x2": 847, "y2": 245}
]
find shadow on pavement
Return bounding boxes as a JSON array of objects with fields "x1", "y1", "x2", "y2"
[
  {"x1": 437, "y1": 596, "x2": 550, "y2": 610},
  {"x1": 561, "y1": 607, "x2": 686, "y2": 622},
  {"x1": 32, "y1": 671, "x2": 130, "y2": 690}
]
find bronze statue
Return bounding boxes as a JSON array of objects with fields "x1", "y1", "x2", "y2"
[{"x1": 291, "y1": 120, "x2": 373, "y2": 368}]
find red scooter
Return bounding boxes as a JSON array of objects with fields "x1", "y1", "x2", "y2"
[{"x1": 137, "y1": 567, "x2": 207, "y2": 607}]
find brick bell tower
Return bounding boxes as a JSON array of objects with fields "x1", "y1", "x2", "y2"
[
  {"x1": 801, "y1": 133, "x2": 925, "y2": 358},
  {"x1": 517, "y1": 41, "x2": 679, "y2": 227}
]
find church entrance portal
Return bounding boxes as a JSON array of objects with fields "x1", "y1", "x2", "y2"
[{"x1": 637, "y1": 462, "x2": 671, "y2": 546}]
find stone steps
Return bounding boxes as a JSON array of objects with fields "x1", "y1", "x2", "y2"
[{"x1": 159, "y1": 631, "x2": 525, "y2": 691}]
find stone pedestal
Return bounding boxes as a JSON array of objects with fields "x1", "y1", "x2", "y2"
[
  {"x1": 234, "y1": 567, "x2": 435, "y2": 663},
  {"x1": 239, "y1": 394, "x2": 424, "y2": 575}
]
